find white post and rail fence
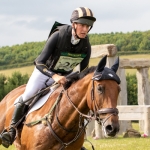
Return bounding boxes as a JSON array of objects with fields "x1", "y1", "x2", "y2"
[{"x1": 85, "y1": 44, "x2": 150, "y2": 138}]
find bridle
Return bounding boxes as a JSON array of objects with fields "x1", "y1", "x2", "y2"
[
  {"x1": 90, "y1": 79, "x2": 119, "y2": 137},
  {"x1": 91, "y1": 79, "x2": 119, "y2": 125},
  {"x1": 46, "y1": 78, "x2": 119, "y2": 150}
]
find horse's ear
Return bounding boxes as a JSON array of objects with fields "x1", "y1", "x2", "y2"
[
  {"x1": 96, "y1": 55, "x2": 107, "y2": 72},
  {"x1": 111, "y1": 57, "x2": 119, "y2": 73}
]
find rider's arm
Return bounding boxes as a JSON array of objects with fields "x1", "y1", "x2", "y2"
[
  {"x1": 35, "y1": 31, "x2": 66, "y2": 84},
  {"x1": 35, "y1": 31, "x2": 59, "y2": 77}
]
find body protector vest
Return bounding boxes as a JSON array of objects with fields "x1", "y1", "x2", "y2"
[{"x1": 45, "y1": 22, "x2": 90, "y2": 75}]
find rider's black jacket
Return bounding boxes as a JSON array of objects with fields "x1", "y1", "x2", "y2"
[{"x1": 34, "y1": 25, "x2": 91, "y2": 77}]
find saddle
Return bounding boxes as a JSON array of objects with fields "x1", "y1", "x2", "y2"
[{"x1": 16, "y1": 87, "x2": 51, "y2": 129}]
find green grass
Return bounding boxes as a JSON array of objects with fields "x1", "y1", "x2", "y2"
[
  {"x1": 0, "y1": 65, "x2": 34, "y2": 77},
  {"x1": 0, "y1": 145, "x2": 15, "y2": 150},
  {"x1": 120, "y1": 54, "x2": 150, "y2": 59},
  {"x1": 0, "y1": 54, "x2": 150, "y2": 77},
  {"x1": 1, "y1": 135, "x2": 150, "y2": 150},
  {"x1": 0, "y1": 123, "x2": 149, "y2": 150},
  {"x1": 83, "y1": 137, "x2": 150, "y2": 150},
  {"x1": 1, "y1": 137, "x2": 150, "y2": 150}
]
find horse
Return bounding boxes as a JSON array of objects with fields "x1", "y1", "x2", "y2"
[{"x1": 0, "y1": 55, "x2": 121, "y2": 150}]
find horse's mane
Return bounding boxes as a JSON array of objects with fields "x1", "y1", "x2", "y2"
[{"x1": 64, "y1": 66, "x2": 96, "y2": 89}]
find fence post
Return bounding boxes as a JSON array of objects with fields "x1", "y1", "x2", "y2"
[
  {"x1": 136, "y1": 68, "x2": 150, "y2": 131},
  {"x1": 137, "y1": 68, "x2": 150, "y2": 105},
  {"x1": 144, "y1": 106, "x2": 150, "y2": 136}
]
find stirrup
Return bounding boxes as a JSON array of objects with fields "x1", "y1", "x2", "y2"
[{"x1": 0, "y1": 130, "x2": 12, "y2": 148}]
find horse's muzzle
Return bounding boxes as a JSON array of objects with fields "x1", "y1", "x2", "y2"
[
  {"x1": 97, "y1": 108, "x2": 119, "y2": 137},
  {"x1": 105, "y1": 123, "x2": 120, "y2": 137}
]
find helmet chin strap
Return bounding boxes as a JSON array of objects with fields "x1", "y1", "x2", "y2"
[
  {"x1": 72, "y1": 24, "x2": 81, "y2": 39},
  {"x1": 88, "y1": 26, "x2": 93, "y2": 32},
  {"x1": 72, "y1": 23, "x2": 92, "y2": 39}
]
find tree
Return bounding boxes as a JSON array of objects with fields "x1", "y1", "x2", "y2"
[
  {"x1": 126, "y1": 74, "x2": 137, "y2": 105},
  {"x1": 4, "y1": 71, "x2": 29, "y2": 96},
  {"x1": 0, "y1": 74, "x2": 7, "y2": 100},
  {"x1": 139, "y1": 37, "x2": 150, "y2": 50}
]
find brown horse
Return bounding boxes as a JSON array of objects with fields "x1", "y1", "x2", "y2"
[{"x1": 0, "y1": 56, "x2": 120, "y2": 150}]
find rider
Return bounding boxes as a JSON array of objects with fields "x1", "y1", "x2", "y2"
[{"x1": 0, "y1": 7, "x2": 96, "y2": 148}]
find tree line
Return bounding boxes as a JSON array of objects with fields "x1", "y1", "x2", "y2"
[
  {"x1": 0, "y1": 72, "x2": 29, "y2": 101},
  {"x1": 0, "y1": 41, "x2": 45, "y2": 70},
  {"x1": 89, "y1": 30, "x2": 150, "y2": 52},
  {"x1": 0, "y1": 30, "x2": 150, "y2": 70}
]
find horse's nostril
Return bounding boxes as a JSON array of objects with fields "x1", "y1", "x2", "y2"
[
  {"x1": 105, "y1": 125, "x2": 118, "y2": 137},
  {"x1": 106, "y1": 125, "x2": 113, "y2": 132}
]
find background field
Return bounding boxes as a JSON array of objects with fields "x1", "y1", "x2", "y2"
[
  {"x1": 0, "y1": 123, "x2": 150, "y2": 150},
  {"x1": 1, "y1": 137, "x2": 150, "y2": 150},
  {"x1": 1, "y1": 54, "x2": 150, "y2": 77}
]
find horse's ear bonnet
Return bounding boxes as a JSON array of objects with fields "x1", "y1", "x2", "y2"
[{"x1": 92, "y1": 55, "x2": 121, "y2": 84}]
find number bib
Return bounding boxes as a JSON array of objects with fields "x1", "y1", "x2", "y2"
[{"x1": 54, "y1": 52, "x2": 86, "y2": 72}]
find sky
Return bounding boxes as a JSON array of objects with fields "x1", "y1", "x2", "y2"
[{"x1": 0, "y1": 0, "x2": 150, "y2": 47}]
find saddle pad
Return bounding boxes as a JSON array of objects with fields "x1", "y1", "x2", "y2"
[{"x1": 14, "y1": 84, "x2": 60, "y2": 116}]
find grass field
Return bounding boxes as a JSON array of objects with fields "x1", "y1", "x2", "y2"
[
  {"x1": 0, "y1": 123, "x2": 150, "y2": 150},
  {"x1": 1, "y1": 138, "x2": 150, "y2": 150},
  {"x1": 1, "y1": 137, "x2": 150, "y2": 150},
  {"x1": 0, "y1": 54, "x2": 150, "y2": 77},
  {"x1": 0, "y1": 65, "x2": 34, "y2": 77}
]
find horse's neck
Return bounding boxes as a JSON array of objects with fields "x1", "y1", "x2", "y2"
[
  {"x1": 57, "y1": 74, "x2": 92, "y2": 128},
  {"x1": 67, "y1": 74, "x2": 92, "y2": 109}
]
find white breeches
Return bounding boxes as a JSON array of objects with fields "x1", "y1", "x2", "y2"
[{"x1": 22, "y1": 67, "x2": 54, "y2": 103}]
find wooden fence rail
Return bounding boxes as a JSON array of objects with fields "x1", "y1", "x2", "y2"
[{"x1": 118, "y1": 105, "x2": 150, "y2": 136}]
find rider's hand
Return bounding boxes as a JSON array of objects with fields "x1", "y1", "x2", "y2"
[{"x1": 52, "y1": 74, "x2": 67, "y2": 85}]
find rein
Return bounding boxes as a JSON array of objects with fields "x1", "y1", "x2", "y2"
[
  {"x1": 61, "y1": 85, "x2": 95, "y2": 121},
  {"x1": 46, "y1": 85, "x2": 94, "y2": 150}
]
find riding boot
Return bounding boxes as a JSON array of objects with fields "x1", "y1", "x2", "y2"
[{"x1": 0, "y1": 96, "x2": 28, "y2": 148}]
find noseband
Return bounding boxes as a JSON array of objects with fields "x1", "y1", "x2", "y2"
[{"x1": 91, "y1": 79, "x2": 119, "y2": 125}]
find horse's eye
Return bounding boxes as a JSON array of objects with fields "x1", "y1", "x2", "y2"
[{"x1": 97, "y1": 85, "x2": 104, "y2": 94}]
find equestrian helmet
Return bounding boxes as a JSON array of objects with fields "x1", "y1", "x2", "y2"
[{"x1": 70, "y1": 7, "x2": 96, "y2": 26}]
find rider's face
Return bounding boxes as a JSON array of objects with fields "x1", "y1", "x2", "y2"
[{"x1": 74, "y1": 23, "x2": 90, "y2": 38}]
